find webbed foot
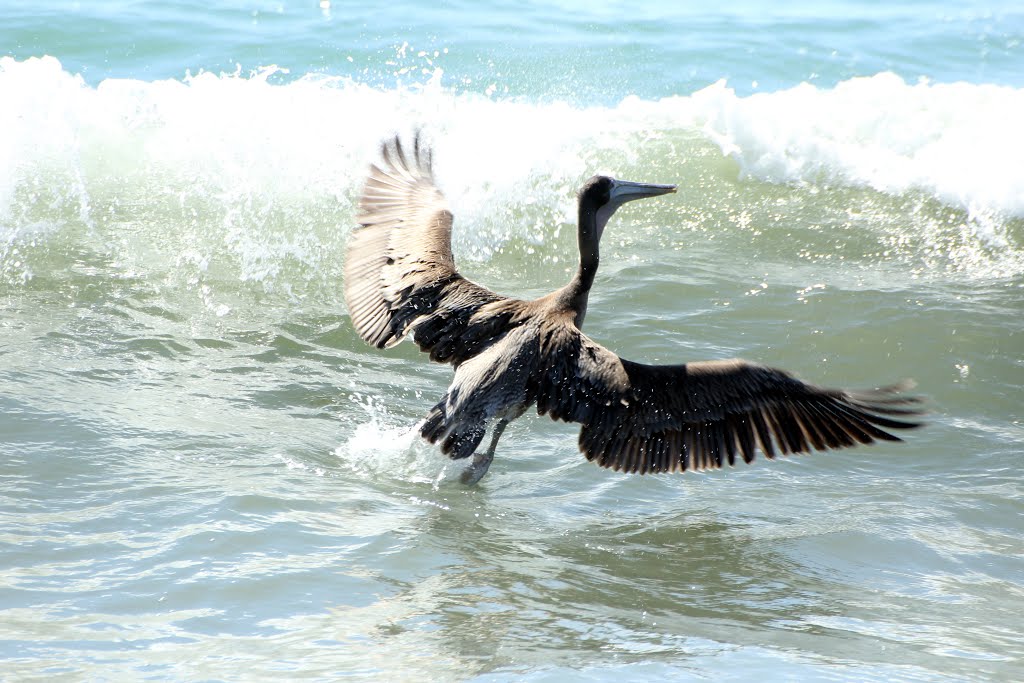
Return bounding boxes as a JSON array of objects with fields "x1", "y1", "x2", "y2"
[{"x1": 460, "y1": 451, "x2": 494, "y2": 485}]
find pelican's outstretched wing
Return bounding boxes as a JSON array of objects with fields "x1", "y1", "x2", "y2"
[
  {"x1": 345, "y1": 134, "x2": 518, "y2": 365},
  {"x1": 532, "y1": 324, "x2": 924, "y2": 473}
]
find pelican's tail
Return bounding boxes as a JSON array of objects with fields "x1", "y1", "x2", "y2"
[{"x1": 420, "y1": 399, "x2": 486, "y2": 460}]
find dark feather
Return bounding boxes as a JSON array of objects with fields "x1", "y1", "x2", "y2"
[{"x1": 531, "y1": 322, "x2": 923, "y2": 473}]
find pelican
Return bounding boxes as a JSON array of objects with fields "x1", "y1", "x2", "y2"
[{"x1": 344, "y1": 133, "x2": 922, "y2": 484}]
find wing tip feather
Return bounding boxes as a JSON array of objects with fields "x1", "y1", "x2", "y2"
[{"x1": 571, "y1": 366, "x2": 925, "y2": 476}]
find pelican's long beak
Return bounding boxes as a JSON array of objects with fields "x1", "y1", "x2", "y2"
[{"x1": 610, "y1": 179, "x2": 677, "y2": 204}]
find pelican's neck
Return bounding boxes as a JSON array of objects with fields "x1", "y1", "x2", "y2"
[{"x1": 562, "y1": 201, "x2": 601, "y2": 327}]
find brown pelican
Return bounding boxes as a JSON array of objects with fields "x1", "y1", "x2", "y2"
[{"x1": 344, "y1": 133, "x2": 922, "y2": 484}]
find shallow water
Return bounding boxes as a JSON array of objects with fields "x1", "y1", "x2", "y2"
[{"x1": 2, "y1": 2, "x2": 1023, "y2": 681}]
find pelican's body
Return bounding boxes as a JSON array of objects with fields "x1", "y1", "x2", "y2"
[{"x1": 344, "y1": 134, "x2": 922, "y2": 484}]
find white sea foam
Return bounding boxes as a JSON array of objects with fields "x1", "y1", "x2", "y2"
[
  {"x1": 1, "y1": 56, "x2": 1021, "y2": 289},
  {"x1": 5, "y1": 57, "x2": 1021, "y2": 214},
  {"x1": 687, "y1": 72, "x2": 1024, "y2": 222}
]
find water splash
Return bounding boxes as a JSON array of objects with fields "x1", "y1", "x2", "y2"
[{"x1": 335, "y1": 394, "x2": 454, "y2": 486}]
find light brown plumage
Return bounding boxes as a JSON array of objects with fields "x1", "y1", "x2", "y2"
[{"x1": 343, "y1": 133, "x2": 923, "y2": 483}]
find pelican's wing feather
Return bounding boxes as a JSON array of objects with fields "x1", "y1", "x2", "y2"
[
  {"x1": 345, "y1": 134, "x2": 512, "y2": 365},
  {"x1": 532, "y1": 323, "x2": 923, "y2": 473}
]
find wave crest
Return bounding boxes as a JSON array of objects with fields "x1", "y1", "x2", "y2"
[{"x1": 1, "y1": 57, "x2": 1021, "y2": 295}]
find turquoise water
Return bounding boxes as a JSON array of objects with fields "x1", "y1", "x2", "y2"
[
  {"x1": 6, "y1": 1, "x2": 1024, "y2": 99},
  {"x1": 2, "y1": 2, "x2": 1023, "y2": 681}
]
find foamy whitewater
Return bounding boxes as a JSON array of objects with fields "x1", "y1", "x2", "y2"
[
  {"x1": 3, "y1": 55, "x2": 1022, "y2": 296},
  {"x1": 2, "y1": 3, "x2": 1023, "y2": 681}
]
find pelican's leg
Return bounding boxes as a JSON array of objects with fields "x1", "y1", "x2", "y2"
[{"x1": 460, "y1": 419, "x2": 509, "y2": 485}]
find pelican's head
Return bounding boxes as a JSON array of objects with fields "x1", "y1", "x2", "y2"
[{"x1": 579, "y1": 175, "x2": 677, "y2": 241}]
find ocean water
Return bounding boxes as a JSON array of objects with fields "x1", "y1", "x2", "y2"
[{"x1": 2, "y1": 1, "x2": 1023, "y2": 681}]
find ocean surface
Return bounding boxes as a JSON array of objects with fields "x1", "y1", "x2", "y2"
[{"x1": 2, "y1": 1, "x2": 1023, "y2": 680}]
